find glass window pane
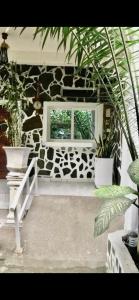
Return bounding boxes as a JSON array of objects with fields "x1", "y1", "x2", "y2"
[
  {"x1": 50, "y1": 109, "x2": 71, "y2": 139},
  {"x1": 74, "y1": 110, "x2": 95, "y2": 140}
]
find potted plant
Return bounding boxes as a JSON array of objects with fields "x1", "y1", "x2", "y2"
[
  {"x1": 94, "y1": 123, "x2": 116, "y2": 187},
  {"x1": 94, "y1": 159, "x2": 139, "y2": 238},
  {"x1": 0, "y1": 62, "x2": 31, "y2": 173},
  {"x1": 93, "y1": 158, "x2": 139, "y2": 272}
]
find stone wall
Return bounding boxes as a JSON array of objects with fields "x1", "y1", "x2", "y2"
[{"x1": 0, "y1": 64, "x2": 121, "y2": 181}]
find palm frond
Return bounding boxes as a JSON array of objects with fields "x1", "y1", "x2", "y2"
[
  {"x1": 94, "y1": 197, "x2": 134, "y2": 237},
  {"x1": 95, "y1": 185, "x2": 138, "y2": 198}
]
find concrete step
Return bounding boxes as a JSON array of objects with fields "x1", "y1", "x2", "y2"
[
  {"x1": 0, "y1": 264, "x2": 106, "y2": 273},
  {"x1": 0, "y1": 252, "x2": 106, "y2": 273},
  {"x1": 0, "y1": 219, "x2": 7, "y2": 228}
]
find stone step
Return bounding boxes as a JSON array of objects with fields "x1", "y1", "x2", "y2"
[
  {"x1": 0, "y1": 219, "x2": 22, "y2": 228},
  {"x1": 0, "y1": 265, "x2": 106, "y2": 273},
  {"x1": 0, "y1": 219, "x2": 8, "y2": 228},
  {"x1": 0, "y1": 253, "x2": 106, "y2": 273}
]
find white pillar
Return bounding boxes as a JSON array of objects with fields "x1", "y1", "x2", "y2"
[
  {"x1": 7, "y1": 185, "x2": 18, "y2": 222},
  {"x1": 120, "y1": 135, "x2": 138, "y2": 233},
  {"x1": 6, "y1": 172, "x2": 24, "y2": 223}
]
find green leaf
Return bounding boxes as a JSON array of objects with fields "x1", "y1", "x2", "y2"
[
  {"x1": 95, "y1": 185, "x2": 137, "y2": 198},
  {"x1": 94, "y1": 197, "x2": 134, "y2": 237},
  {"x1": 19, "y1": 27, "x2": 27, "y2": 35},
  {"x1": 128, "y1": 159, "x2": 139, "y2": 185}
]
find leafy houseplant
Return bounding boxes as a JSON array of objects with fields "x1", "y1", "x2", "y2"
[
  {"x1": 94, "y1": 159, "x2": 139, "y2": 254},
  {"x1": 95, "y1": 131, "x2": 115, "y2": 159},
  {"x1": 95, "y1": 125, "x2": 116, "y2": 187},
  {"x1": 0, "y1": 62, "x2": 31, "y2": 174},
  {"x1": 0, "y1": 62, "x2": 26, "y2": 146}
]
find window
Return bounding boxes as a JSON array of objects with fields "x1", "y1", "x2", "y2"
[
  {"x1": 43, "y1": 102, "x2": 103, "y2": 147},
  {"x1": 50, "y1": 109, "x2": 71, "y2": 139}
]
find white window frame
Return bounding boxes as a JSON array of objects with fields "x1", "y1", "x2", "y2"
[{"x1": 42, "y1": 102, "x2": 103, "y2": 147}]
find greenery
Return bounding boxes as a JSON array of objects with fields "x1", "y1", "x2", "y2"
[
  {"x1": 94, "y1": 159, "x2": 139, "y2": 237},
  {"x1": 50, "y1": 109, "x2": 95, "y2": 140},
  {"x1": 95, "y1": 126, "x2": 116, "y2": 158},
  {"x1": 0, "y1": 62, "x2": 26, "y2": 146},
  {"x1": 74, "y1": 110, "x2": 95, "y2": 139},
  {"x1": 50, "y1": 109, "x2": 71, "y2": 139}
]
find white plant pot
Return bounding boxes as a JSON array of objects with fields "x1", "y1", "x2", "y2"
[
  {"x1": 3, "y1": 147, "x2": 31, "y2": 173},
  {"x1": 95, "y1": 157, "x2": 114, "y2": 187}
]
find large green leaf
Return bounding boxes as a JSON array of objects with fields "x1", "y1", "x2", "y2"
[
  {"x1": 95, "y1": 185, "x2": 137, "y2": 199},
  {"x1": 94, "y1": 197, "x2": 134, "y2": 237},
  {"x1": 128, "y1": 159, "x2": 139, "y2": 185}
]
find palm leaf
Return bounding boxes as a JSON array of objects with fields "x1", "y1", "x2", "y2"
[
  {"x1": 94, "y1": 197, "x2": 134, "y2": 237},
  {"x1": 128, "y1": 158, "x2": 139, "y2": 185},
  {"x1": 19, "y1": 27, "x2": 27, "y2": 35},
  {"x1": 95, "y1": 185, "x2": 137, "y2": 198}
]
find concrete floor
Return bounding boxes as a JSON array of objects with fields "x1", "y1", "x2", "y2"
[{"x1": 0, "y1": 194, "x2": 124, "y2": 273}]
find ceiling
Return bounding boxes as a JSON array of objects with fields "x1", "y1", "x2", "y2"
[{"x1": 0, "y1": 27, "x2": 76, "y2": 66}]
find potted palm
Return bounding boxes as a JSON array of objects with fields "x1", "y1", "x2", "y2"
[{"x1": 0, "y1": 62, "x2": 31, "y2": 174}]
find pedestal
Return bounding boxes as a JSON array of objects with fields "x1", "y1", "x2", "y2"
[
  {"x1": 6, "y1": 172, "x2": 25, "y2": 223},
  {"x1": 3, "y1": 146, "x2": 31, "y2": 243}
]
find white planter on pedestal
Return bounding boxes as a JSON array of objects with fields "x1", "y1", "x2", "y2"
[
  {"x1": 3, "y1": 147, "x2": 31, "y2": 173},
  {"x1": 3, "y1": 147, "x2": 31, "y2": 222},
  {"x1": 95, "y1": 157, "x2": 114, "y2": 187}
]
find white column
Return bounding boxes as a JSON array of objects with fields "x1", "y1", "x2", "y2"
[
  {"x1": 7, "y1": 185, "x2": 18, "y2": 222},
  {"x1": 120, "y1": 135, "x2": 138, "y2": 233},
  {"x1": 6, "y1": 173, "x2": 24, "y2": 223}
]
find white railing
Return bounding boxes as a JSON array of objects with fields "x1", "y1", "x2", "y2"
[{"x1": 9, "y1": 157, "x2": 38, "y2": 253}]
